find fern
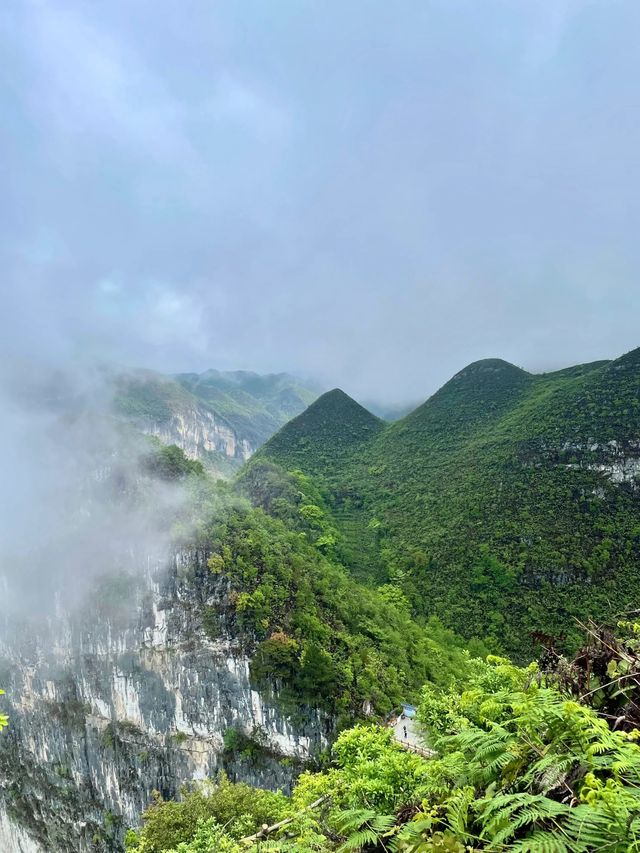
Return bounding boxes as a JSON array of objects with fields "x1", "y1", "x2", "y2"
[
  {"x1": 508, "y1": 831, "x2": 571, "y2": 853},
  {"x1": 444, "y1": 786, "x2": 474, "y2": 840},
  {"x1": 477, "y1": 793, "x2": 569, "y2": 846},
  {"x1": 334, "y1": 807, "x2": 396, "y2": 852}
]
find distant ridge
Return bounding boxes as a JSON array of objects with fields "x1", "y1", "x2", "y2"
[{"x1": 112, "y1": 367, "x2": 320, "y2": 476}]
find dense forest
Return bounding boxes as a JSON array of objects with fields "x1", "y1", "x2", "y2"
[
  {"x1": 125, "y1": 622, "x2": 640, "y2": 851},
  {"x1": 259, "y1": 348, "x2": 640, "y2": 656},
  {"x1": 4, "y1": 348, "x2": 640, "y2": 851},
  {"x1": 122, "y1": 350, "x2": 640, "y2": 851}
]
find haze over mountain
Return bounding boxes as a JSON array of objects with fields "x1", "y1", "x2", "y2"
[
  {"x1": 112, "y1": 367, "x2": 321, "y2": 476},
  {"x1": 2, "y1": 341, "x2": 640, "y2": 851},
  {"x1": 4, "y1": 1, "x2": 640, "y2": 850},
  {"x1": 4, "y1": 1, "x2": 640, "y2": 403}
]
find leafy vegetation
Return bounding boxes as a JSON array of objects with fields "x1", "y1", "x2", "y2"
[
  {"x1": 200, "y1": 490, "x2": 480, "y2": 716},
  {"x1": 121, "y1": 449, "x2": 481, "y2": 719},
  {"x1": 222, "y1": 725, "x2": 277, "y2": 765},
  {"x1": 142, "y1": 442, "x2": 205, "y2": 480},
  {"x1": 48, "y1": 346, "x2": 640, "y2": 850},
  {"x1": 125, "y1": 774, "x2": 289, "y2": 852},
  {"x1": 127, "y1": 627, "x2": 640, "y2": 851},
  {"x1": 258, "y1": 348, "x2": 640, "y2": 657}
]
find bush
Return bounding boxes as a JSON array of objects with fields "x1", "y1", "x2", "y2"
[
  {"x1": 127, "y1": 773, "x2": 289, "y2": 852},
  {"x1": 143, "y1": 444, "x2": 204, "y2": 481}
]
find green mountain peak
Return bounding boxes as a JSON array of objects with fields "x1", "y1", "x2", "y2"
[
  {"x1": 393, "y1": 356, "x2": 532, "y2": 441},
  {"x1": 257, "y1": 389, "x2": 383, "y2": 476},
  {"x1": 257, "y1": 345, "x2": 640, "y2": 657}
]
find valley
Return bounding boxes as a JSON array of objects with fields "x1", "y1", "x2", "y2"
[{"x1": 2, "y1": 348, "x2": 640, "y2": 851}]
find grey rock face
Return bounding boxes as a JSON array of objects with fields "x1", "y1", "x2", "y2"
[
  {"x1": 0, "y1": 551, "x2": 329, "y2": 852},
  {"x1": 139, "y1": 407, "x2": 253, "y2": 465},
  {"x1": 523, "y1": 439, "x2": 640, "y2": 488}
]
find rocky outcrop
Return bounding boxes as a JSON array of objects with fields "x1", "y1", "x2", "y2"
[
  {"x1": 112, "y1": 369, "x2": 320, "y2": 477},
  {"x1": 0, "y1": 551, "x2": 330, "y2": 852},
  {"x1": 521, "y1": 439, "x2": 640, "y2": 488},
  {"x1": 0, "y1": 809, "x2": 41, "y2": 853},
  {"x1": 138, "y1": 407, "x2": 253, "y2": 466},
  {"x1": 574, "y1": 440, "x2": 640, "y2": 485}
]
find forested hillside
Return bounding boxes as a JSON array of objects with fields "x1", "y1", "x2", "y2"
[
  {"x1": 5, "y1": 348, "x2": 640, "y2": 851},
  {"x1": 118, "y1": 351, "x2": 640, "y2": 851},
  {"x1": 0, "y1": 436, "x2": 480, "y2": 851},
  {"x1": 188, "y1": 459, "x2": 479, "y2": 720},
  {"x1": 258, "y1": 348, "x2": 640, "y2": 656}
]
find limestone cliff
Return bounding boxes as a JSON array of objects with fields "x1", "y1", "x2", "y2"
[
  {"x1": 137, "y1": 404, "x2": 253, "y2": 470},
  {"x1": 0, "y1": 550, "x2": 330, "y2": 852},
  {"x1": 112, "y1": 369, "x2": 320, "y2": 478}
]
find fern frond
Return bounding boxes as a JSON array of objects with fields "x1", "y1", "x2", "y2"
[
  {"x1": 333, "y1": 808, "x2": 379, "y2": 834},
  {"x1": 478, "y1": 792, "x2": 569, "y2": 844},
  {"x1": 371, "y1": 813, "x2": 396, "y2": 834},
  {"x1": 508, "y1": 830, "x2": 571, "y2": 853},
  {"x1": 337, "y1": 828, "x2": 379, "y2": 851},
  {"x1": 445, "y1": 785, "x2": 474, "y2": 839}
]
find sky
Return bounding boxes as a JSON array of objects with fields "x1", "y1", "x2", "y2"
[{"x1": 2, "y1": 0, "x2": 640, "y2": 404}]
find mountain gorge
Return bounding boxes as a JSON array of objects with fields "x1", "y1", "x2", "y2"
[
  {"x1": 0, "y1": 436, "x2": 471, "y2": 851},
  {"x1": 2, "y1": 347, "x2": 640, "y2": 851}
]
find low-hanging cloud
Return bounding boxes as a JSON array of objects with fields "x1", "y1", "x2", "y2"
[
  {"x1": 2, "y1": 0, "x2": 640, "y2": 409},
  {"x1": 0, "y1": 359, "x2": 191, "y2": 622}
]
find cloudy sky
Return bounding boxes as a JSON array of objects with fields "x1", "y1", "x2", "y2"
[{"x1": 2, "y1": 0, "x2": 640, "y2": 403}]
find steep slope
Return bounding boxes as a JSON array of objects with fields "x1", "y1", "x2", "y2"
[
  {"x1": 259, "y1": 349, "x2": 640, "y2": 656},
  {"x1": 258, "y1": 388, "x2": 384, "y2": 475},
  {"x1": 112, "y1": 369, "x2": 320, "y2": 477},
  {"x1": 252, "y1": 390, "x2": 386, "y2": 580},
  {"x1": 176, "y1": 370, "x2": 319, "y2": 448},
  {"x1": 0, "y1": 444, "x2": 475, "y2": 852},
  {"x1": 399, "y1": 358, "x2": 533, "y2": 440}
]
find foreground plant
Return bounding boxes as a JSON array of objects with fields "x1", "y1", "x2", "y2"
[{"x1": 127, "y1": 649, "x2": 640, "y2": 852}]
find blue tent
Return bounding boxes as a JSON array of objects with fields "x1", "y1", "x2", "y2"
[{"x1": 401, "y1": 703, "x2": 417, "y2": 718}]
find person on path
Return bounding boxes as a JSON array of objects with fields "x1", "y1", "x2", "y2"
[{"x1": 403, "y1": 725, "x2": 407, "y2": 740}]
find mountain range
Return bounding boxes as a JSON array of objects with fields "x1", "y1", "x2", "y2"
[
  {"x1": 3, "y1": 346, "x2": 640, "y2": 851},
  {"x1": 256, "y1": 347, "x2": 640, "y2": 655}
]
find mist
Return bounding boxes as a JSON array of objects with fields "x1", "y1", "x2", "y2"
[
  {"x1": 3, "y1": 0, "x2": 640, "y2": 620},
  {"x1": 2, "y1": 1, "x2": 640, "y2": 407},
  {"x1": 0, "y1": 359, "x2": 193, "y2": 622}
]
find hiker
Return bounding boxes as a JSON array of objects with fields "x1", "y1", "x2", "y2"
[{"x1": 403, "y1": 724, "x2": 407, "y2": 740}]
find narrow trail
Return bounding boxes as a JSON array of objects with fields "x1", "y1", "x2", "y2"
[{"x1": 391, "y1": 714, "x2": 436, "y2": 758}]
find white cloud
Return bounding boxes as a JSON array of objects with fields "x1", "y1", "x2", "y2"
[
  {"x1": 24, "y1": 0, "x2": 195, "y2": 164},
  {"x1": 206, "y1": 74, "x2": 292, "y2": 140}
]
